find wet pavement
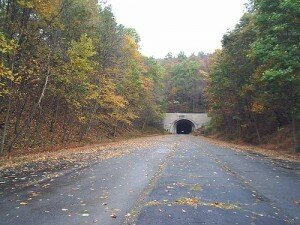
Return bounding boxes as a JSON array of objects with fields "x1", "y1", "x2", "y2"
[{"x1": 0, "y1": 135, "x2": 299, "y2": 225}]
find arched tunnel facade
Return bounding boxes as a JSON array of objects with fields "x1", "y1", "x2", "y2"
[
  {"x1": 175, "y1": 119, "x2": 195, "y2": 134},
  {"x1": 163, "y1": 113, "x2": 210, "y2": 134}
]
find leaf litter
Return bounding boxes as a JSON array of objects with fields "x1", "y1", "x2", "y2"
[
  {"x1": 0, "y1": 136, "x2": 167, "y2": 194},
  {"x1": 145, "y1": 197, "x2": 240, "y2": 210}
]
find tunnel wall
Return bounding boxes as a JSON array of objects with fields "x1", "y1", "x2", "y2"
[{"x1": 163, "y1": 113, "x2": 210, "y2": 134}]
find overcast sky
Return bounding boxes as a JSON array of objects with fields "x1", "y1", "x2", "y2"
[{"x1": 106, "y1": 0, "x2": 247, "y2": 58}]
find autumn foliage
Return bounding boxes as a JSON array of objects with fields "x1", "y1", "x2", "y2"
[
  {"x1": 0, "y1": 0, "x2": 165, "y2": 154},
  {"x1": 206, "y1": 0, "x2": 300, "y2": 152}
]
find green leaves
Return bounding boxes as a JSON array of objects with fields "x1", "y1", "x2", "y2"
[
  {"x1": 262, "y1": 67, "x2": 293, "y2": 82},
  {"x1": 206, "y1": 0, "x2": 300, "y2": 149},
  {"x1": 68, "y1": 34, "x2": 96, "y2": 75},
  {"x1": 164, "y1": 55, "x2": 205, "y2": 113},
  {"x1": 252, "y1": 0, "x2": 300, "y2": 111}
]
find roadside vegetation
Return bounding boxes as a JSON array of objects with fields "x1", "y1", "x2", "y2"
[
  {"x1": 0, "y1": 0, "x2": 165, "y2": 156},
  {"x1": 0, "y1": 0, "x2": 299, "y2": 159},
  {"x1": 205, "y1": 0, "x2": 299, "y2": 152}
]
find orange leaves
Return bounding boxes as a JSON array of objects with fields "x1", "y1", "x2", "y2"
[
  {"x1": 99, "y1": 78, "x2": 127, "y2": 110},
  {"x1": 141, "y1": 77, "x2": 154, "y2": 92},
  {"x1": 98, "y1": 78, "x2": 137, "y2": 125},
  {"x1": 251, "y1": 101, "x2": 265, "y2": 114}
]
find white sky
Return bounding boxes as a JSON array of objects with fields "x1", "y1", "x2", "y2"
[{"x1": 106, "y1": 0, "x2": 247, "y2": 58}]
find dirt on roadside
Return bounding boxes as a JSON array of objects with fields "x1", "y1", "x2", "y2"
[{"x1": 198, "y1": 136, "x2": 300, "y2": 163}]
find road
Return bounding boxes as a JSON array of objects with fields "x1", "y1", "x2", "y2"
[{"x1": 0, "y1": 135, "x2": 299, "y2": 225}]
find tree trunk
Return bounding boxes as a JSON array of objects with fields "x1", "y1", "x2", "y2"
[
  {"x1": 6, "y1": 70, "x2": 51, "y2": 153},
  {"x1": 79, "y1": 103, "x2": 98, "y2": 141},
  {"x1": 251, "y1": 111, "x2": 261, "y2": 144},
  {"x1": 0, "y1": 96, "x2": 12, "y2": 154},
  {"x1": 142, "y1": 116, "x2": 148, "y2": 131},
  {"x1": 14, "y1": 94, "x2": 28, "y2": 134},
  {"x1": 291, "y1": 113, "x2": 299, "y2": 153},
  {"x1": 62, "y1": 107, "x2": 71, "y2": 144},
  {"x1": 50, "y1": 99, "x2": 59, "y2": 146},
  {"x1": 7, "y1": 100, "x2": 36, "y2": 153},
  {"x1": 113, "y1": 123, "x2": 118, "y2": 138},
  {"x1": 34, "y1": 107, "x2": 44, "y2": 146},
  {"x1": 246, "y1": 100, "x2": 261, "y2": 144}
]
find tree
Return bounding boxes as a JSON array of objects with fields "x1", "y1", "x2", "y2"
[
  {"x1": 206, "y1": 1, "x2": 299, "y2": 151},
  {"x1": 164, "y1": 56, "x2": 206, "y2": 113},
  {"x1": 251, "y1": 0, "x2": 300, "y2": 151},
  {"x1": 0, "y1": 0, "x2": 166, "y2": 155}
]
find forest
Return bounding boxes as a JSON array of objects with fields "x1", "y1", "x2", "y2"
[
  {"x1": 160, "y1": 52, "x2": 209, "y2": 113},
  {"x1": 206, "y1": 0, "x2": 299, "y2": 152},
  {"x1": 0, "y1": 0, "x2": 165, "y2": 155},
  {"x1": 0, "y1": 0, "x2": 299, "y2": 156}
]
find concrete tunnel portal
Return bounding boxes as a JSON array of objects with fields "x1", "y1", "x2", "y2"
[
  {"x1": 175, "y1": 119, "x2": 194, "y2": 134},
  {"x1": 163, "y1": 113, "x2": 210, "y2": 134}
]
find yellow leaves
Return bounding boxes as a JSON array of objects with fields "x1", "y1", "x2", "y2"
[
  {"x1": 18, "y1": 0, "x2": 62, "y2": 21},
  {"x1": 0, "y1": 64, "x2": 13, "y2": 80},
  {"x1": 99, "y1": 78, "x2": 127, "y2": 109},
  {"x1": 85, "y1": 89, "x2": 99, "y2": 101},
  {"x1": 141, "y1": 77, "x2": 153, "y2": 92},
  {"x1": 175, "y1": 197, "x2": 200, "y2": 206},
  {"x1": 145, "y1": 200, "x2": 160, "y2": 206},
  {"x1": 98, "y1": 78, "x2": 138, "y2": 125},
  {"x1": 79, "y1": 116, "x2": 88, "y2": 123},
  {"x1": 0, "y1": 33, "x2": 19, "y2": 96},
  {"x1": 251, "y1": 101, "x2": 265, "y2": 114},
  {"x1": 122, "y1": 35, "x2": 143, "y2": 65},
  {"x1": 17, "y1": 0, "x2": 34, "y2": 8},
  {"x1": 145, "y1": 198, "x2": 240, "y2": 210},
  {"x1": 0, "y1": 33, "x2": 18, "y2": 55}
]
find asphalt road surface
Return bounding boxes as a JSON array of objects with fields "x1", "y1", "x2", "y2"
[{"x1": 1, "y1": 135, "x2": 299, "y2": 225}]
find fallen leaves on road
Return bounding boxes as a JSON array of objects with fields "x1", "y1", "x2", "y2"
[
  {"x1": 145, "y1": 200, "x2": 160, "y2": 206},
  {"x1": 206, "y1": 202, "x2": 240, "y2": 210},
  {"x1": 189, "y1": 184, "x2": 202, "y2": 192},
  {"x1": 0, "y1": 136, "x2": 169, "y2": 194},
  {"x1": 145, "y1": 198, "x2": 240, "y2": 210},
  {"x1": 110, "y1": 213, "x2": 117, "y2": 218},
  {"x1": 175, "y1": 197, "x2": 199, "y2": 206}
]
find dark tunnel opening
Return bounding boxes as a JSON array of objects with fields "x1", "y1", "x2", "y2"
[{"x1": 176, "y1": 119, "x2": 194, "y2": 134}]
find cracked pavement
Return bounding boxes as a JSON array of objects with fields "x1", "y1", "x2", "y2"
[{"x1": 0, "y1": 135, "x2": 299, "y2": 225}]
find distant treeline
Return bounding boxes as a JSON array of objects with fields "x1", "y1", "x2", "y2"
[
  {"x1": 159, "y1": 52, "x2": 210, "y2": 113},
  {"x1": 206, "y1": 0, "x2": 299, "y2": 151},
  {"x1": 0, "y1": 0, "x2": 165, "y2": 154}
]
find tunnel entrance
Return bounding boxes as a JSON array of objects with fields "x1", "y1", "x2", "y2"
[{"x1": 176, "y1": 119, "x2": 194, "y2": 134}]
